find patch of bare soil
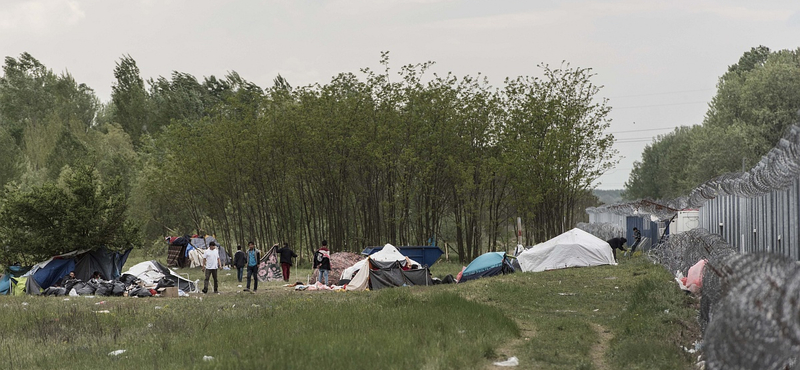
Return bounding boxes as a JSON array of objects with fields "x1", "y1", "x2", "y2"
[{"x1": 590, "y1": 323, "x2": 613, "y2": 370}]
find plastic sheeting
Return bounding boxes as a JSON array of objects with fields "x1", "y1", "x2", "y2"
[{"x1": 517, "y1": 228, "x2": 616, "y2": 272}]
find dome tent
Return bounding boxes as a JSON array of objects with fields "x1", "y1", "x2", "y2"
[
  {"x1": 458, "y1": 252, "x2": 515, "y2": 283},
  {"x1": 517, "y1": 228, "x2": 616, "y2": 272}
]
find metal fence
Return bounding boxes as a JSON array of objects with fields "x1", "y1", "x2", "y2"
[{"x1": 649, "y1": 229, "x2": 800, "y2": 369}]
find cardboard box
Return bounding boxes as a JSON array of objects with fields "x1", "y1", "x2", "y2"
[{"x1": 161, "y1": 287, "x2": 179, "y2": 297}]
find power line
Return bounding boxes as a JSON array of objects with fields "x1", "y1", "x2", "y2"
[
  {"x1": 614, "y1": 101, "x2": 708, "y2": 110},
  {"x1": 609, "y1": 126, "x2": 681, "y2": 134},
  {"x1": 608, "y1": 88, "x2": 714, "y2": 99}
]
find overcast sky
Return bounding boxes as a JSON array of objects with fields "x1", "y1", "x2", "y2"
[{"x1": 1, "y1": 0, "x2": 798, "y2": 189}]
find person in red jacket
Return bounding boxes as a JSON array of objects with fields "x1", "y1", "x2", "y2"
[{"x1": 277, "y1": 243, "x2": 297, "y2": 282}]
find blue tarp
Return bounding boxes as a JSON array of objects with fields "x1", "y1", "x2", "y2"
[
  {"x1": 460, "y1": 252, "x2": 515, "y2": 283},
  {"x1": 362, "y1": 245, "x2": 445, "y2": 267},
  {"x1": 33, "y1": 258, "x2": 76, "y2": 290},
  {"x1": 0, "y1": 266, "x2": 29, "y2": 295}
]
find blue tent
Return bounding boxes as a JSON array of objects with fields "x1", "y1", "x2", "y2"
[
  {"x1": 0, "y1": 265, "x2": 30, "y2": 295},
  {"x1": 16, "y1": 247, "x2": 132, "y2": 295},
  {"x1": 459, "y1": 252, "x2": 515, "y2": 283}
]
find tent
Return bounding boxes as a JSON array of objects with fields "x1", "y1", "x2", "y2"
[
  {"x1": 517, "y1": 228, "x2": 617, "y2": 272},
  {"x1": 188, "y1": 235, "x2": 231, "y2": 267},
  {"x1": 122, "y1": 260, "x2": 197, "y2": 293},
  {"x1": 311, "y1": 252, "x2": 362, "y2": 285},
  {"x1": 459, "y1": 252, "x2": 515, "y2": 283},
  {"x1": 16, "y1": 247, "x2": 132, "y2": 294},
  {"x1": 257, "y1": 245, "x2": 283, "y2": 282},
  {"x1": 345, "y1": 244, "x2": 431, "y2": 291},
  {"x1": 0, "y1": 265, "x2": 30, "y2": 295},
  {"x1": 166, "y1": 235, "x2": 191, "y2": 268}
]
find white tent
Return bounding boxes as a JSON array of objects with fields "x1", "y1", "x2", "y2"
[
  {"x1": 517, "y1": 228, "x2": 617, "y2": 272},
  {"x1": 123, "y1": 261, "x2": 198, "y2": 293},
  {"x1": 343, "y1": 244, "x2": 421, "y2": 291}
]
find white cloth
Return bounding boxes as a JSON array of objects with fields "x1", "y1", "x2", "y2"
[{"x1": 203, "y1": 248, "x2": 220, "y2": 269}]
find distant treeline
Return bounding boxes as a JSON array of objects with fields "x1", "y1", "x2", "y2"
[
  {"x1": 624, "y1": 46, "x2": 800, "y2": 200},
  {"x1": 0, "y1": 52, "x2": 615, "y2": 262}
]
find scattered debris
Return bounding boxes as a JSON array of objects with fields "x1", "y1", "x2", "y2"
[
  {"x1": 558, "y1": 293, "x2": 575, "y2": 296},
  {"x1": 203, "y1": 356, "x2": 214, "y2": 361},
  {"x1": 94, "y1": 310, "x2": 111, "y2": 314},
  {"x1": 95, "y1": 301, "x2": 106, "y2": 305},
  {"x1": 108, "y1": 349, "x2": 126, "y2": 356},
  {"x1": 493, "y1": 356, "x2": 519, "y2": 367},
  {"x1": 154, "y1": 306, "x2": 162, "y2": 310}
]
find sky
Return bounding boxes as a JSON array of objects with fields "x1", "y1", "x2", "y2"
[{"x1": 1, "y1": 0, "x2": 798, "y2": 190}]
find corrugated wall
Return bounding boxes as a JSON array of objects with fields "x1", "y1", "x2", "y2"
[{"x1": 699, "y1": 178, "x2": 800, "y2": 260}]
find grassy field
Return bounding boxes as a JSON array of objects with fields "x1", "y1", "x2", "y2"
[{"x1": 0, "y1": 254, "x2": 700, "y2": 370}]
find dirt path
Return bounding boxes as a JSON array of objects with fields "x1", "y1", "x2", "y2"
[
  {"x1": 485, "y1": 319, "x2": 536, "y2": 369},
  {"x1": 589, "y1": 323, "x2": 613, "y2": 370}
]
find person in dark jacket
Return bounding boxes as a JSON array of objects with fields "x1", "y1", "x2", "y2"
[
  {"x1": 313, "y1": 240, "x2": 332, "y2": 285},
  {"x1": 277, "y1": 242, "x2": 297, "y2": 282},
  {"x1": 606, "y1": 237, "x2": 627, "y2": 262},
  {"x1": 628, "y1": 227, "x2": 642, "y2": 257},
  {"x1": 245, "y1": 242, "x2": 261, "y2": 292},
  {"x1": 233, "y1": 245, "x2": 246, "y2": 282}
]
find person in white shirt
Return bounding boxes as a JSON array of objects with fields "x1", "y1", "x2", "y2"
[{"x1": 202, "y1": 242, "x2": 222, "y2": 294}]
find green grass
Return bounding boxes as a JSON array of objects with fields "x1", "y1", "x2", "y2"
[{"x1": 0, "y1": 255, "x2": 699, "y2": 370}]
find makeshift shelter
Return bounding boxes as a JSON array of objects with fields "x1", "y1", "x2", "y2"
[
  {"x1": 311, "y1": 252, "x2": 362, "y2": 285},
  {"x1": 517, "y1": 228, "x2": 617, "y2": 272},
  {"x1": 345, "y1": 244, "x2": 431, "y2": 291},
  {"x1": 17, "y1": 247, "x2": 132, "y2": 294},
  {"x1": 257, "y1": 245, "x2": 283, "y2": 282},
  {"x1": 166, "y1": 235, "x2": 191, "y2": 268},
  {"x1": 122, "y1": 260, "x2": 197, "y2": 293},
  {"x1": 458, "y1": 252, "x2": 515, "y2": 283},
  {"x1": 188, "y1": 235, "x2": 231, "y2": 267},
  {"x1": 0, "y1": 265, "x2": 30, "y2": 295}
]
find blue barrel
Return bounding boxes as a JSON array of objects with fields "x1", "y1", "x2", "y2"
[{"x1": 361, "y1": 245, "x2": 445, "y2": 267}]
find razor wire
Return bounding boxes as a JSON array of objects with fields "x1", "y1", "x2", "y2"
[
  {"x1": 588, "y1": 121, "x2": 800, "y2": 218},
  {"x1": 648, "y1": 228, "x2": 800, "y2": 370},
  {"x1": 576, "y1": 222, "x2": 623, "y2": 241}
]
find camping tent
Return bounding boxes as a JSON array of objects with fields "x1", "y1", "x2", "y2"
[
  {"x1": 16, "y1": 247, "x2": 131, "y2": 294},
  {"x1": 345, "y1": 244, "x2": 431, "y2": 291},
  {"x1": 459, "y1": 252, "x2": 515, "y2": 283},
  {"x1": 0, "y1": 265, "x2": 30, "y2": 295},
  {"x1": 517, "y1": 228, "x2": 617, "y2": 272},
  {"x1": 122, "y1": 260, "x2": 197, "y2": 293}
]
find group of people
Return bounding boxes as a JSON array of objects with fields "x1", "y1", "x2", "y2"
[
  {"x1": 203, "y1": 240, "x2": 307, "y2": 294},
  {"x1": 607, "y1": 227, "x2": 642, "y2": 262}
]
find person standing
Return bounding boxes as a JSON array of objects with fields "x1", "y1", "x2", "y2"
[
  {"x1": 245, "y1": 241, "x2": 261, "y2": 292},
  {"x1": 233, "y1": 245, "x2": 246, "y2": 282},
  {"x1": 277, "y1": 242, "x2": 297, "y2": 282},
  {"x1": 629, "y1": 227, "x2": 643, "y2": 256},
  {"x1": 314, "y1": 240, "x2": 332, "y2": 285},
  {"x1": 202, "y1": 242, "x2": 222, "y2": 294}
]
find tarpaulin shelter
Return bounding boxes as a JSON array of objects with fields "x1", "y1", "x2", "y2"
[
  {"x1": 345, "y1": 244, "x2": 431, "y2": 291},
  {"x1": 0, "y1": 265, "x2": 30, "y2": 295},
  {"x1": 17, "y1": 247, "x2": 132, "y2": 295},
  {"x1": 122, "y1": 260, "x2": 197, "y2": 293},
  {"x1": 166, "y1": 235, "x2": 191, "y2": 268},
  {"x1": 517, "y1": 228, "x2": 616, "y2": 272},
  {"x1": 458, "y1": 252, "x2": 515, "y2": 283}
]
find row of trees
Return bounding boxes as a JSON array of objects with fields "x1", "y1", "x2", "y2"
[
  {"x1": 0, "y1": 52, "x2": 616, "y2": 264},
  {"x1": 624, "y1": 46, "x2": 800, "y2": 199}
]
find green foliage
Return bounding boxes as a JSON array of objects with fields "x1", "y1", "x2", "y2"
[
  {"x1": 625, "y1": 46, "x2": 800, "y2": 199},
  {"x1": 0, "y1": 166, "x2": 141, "y2": 264}
]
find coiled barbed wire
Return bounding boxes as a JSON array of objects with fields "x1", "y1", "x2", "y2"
[
  {"x1": 576, "y1": 222, "x2": 623, "y2": 241},
  {"x1": 647, "y1": 228, "x2": 800, "y2": 370},
  {"x1": 588, "y1": 121, "x2": 800, "y2": 218}
]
